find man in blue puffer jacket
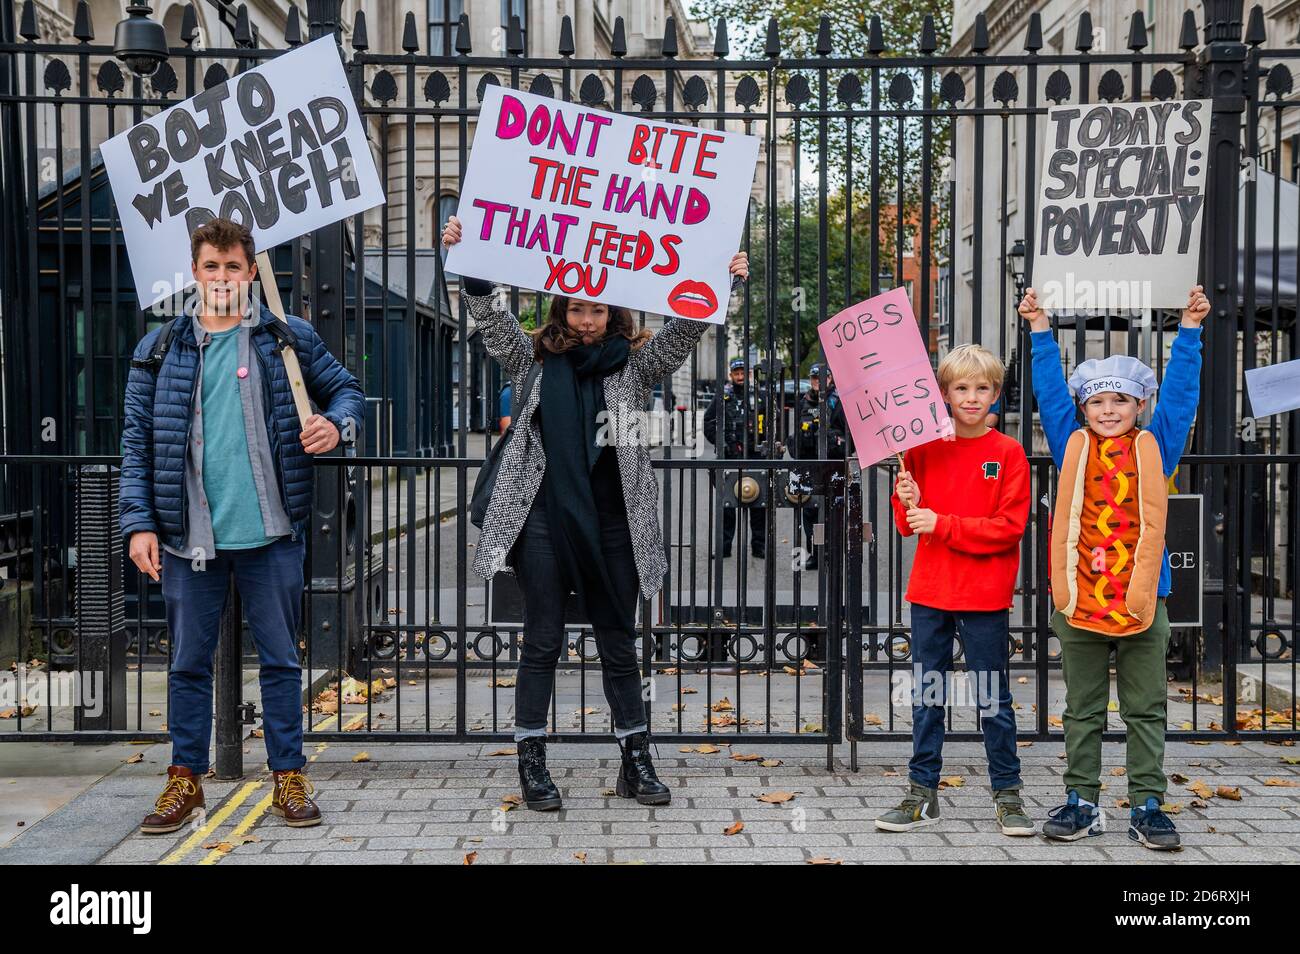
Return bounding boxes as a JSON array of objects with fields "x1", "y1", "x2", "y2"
[{"x1": 121, "y1": 218, "x2": 364, "y2": 835}]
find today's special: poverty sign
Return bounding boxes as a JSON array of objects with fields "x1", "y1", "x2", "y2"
[
  {"x1": 446, "y1": 84, "x2": 759, "y2": 324},
  {"x1": 817, "y1": 287, "x2": 951, "y2": 467},
  {"x1": 1033, "y1": 100, "x2": 1212, "y2": 312},
  {"x1": 101, "y1": 36, "x2": 385, "y2": 309}
]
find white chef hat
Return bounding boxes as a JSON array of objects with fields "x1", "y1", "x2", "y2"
[{"x1": 1067, "y1": 354, "x2": 1158, "y2": 404}]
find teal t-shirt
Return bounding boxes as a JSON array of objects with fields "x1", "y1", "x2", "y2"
[{"x1": 202, "y1": 327, "x2": 271, "y2": 550}]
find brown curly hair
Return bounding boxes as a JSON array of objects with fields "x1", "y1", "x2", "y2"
[
  {"x1": 531, "y1": 295, "x2": 653, "y2": 359},
  {"x1": 190, "y1": 217, "x2": 256, "y2": 267}
]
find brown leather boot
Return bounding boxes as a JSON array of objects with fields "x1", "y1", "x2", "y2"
[
  {"x1": 271, "y1": 768, "x2": 322, "y2": 827},
  {"x1": 140, "y1": 765, "x2": 205, "y2": 835}
]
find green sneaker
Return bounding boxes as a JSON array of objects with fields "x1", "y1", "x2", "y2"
[
  {"x1": 874, "y1": 781, "x2": 940, "y2": 832},
  {"x1": 993, "y1": 788, "x2": 1036, "y2": 836}
]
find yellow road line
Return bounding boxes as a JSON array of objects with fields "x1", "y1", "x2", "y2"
[
  {"x1": 159, "y1": 780, "x2": 263, "y2": 865},
  {"x1": 197, "y1": 712, "x2": 366, "y2": 866}
]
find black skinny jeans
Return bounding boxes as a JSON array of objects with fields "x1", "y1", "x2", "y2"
[{"x1": 511, "y1": 499, "x2": 648, "y2": 740}]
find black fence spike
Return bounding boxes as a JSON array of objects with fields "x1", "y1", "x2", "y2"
[
  {"x1": 403, "y1": 11, "x2": 420, "y2": 53},
  {"x1": 454, "y1": 13, "x2": 471, "y2": 55},
  {"x1": 663, "y1": 16, "x2": 679, "y2": 58},
  {"x1": 349, "y1": 9, "x2": 366, "y2": 51},
  {"x1": 233, "y1": 3, "x2": 252, "y2": 47},
  {"x1": 1128, "y1": 10, "x2": 1147, "y2": 51},
  {"x1": 1179, "y1": 10, "x2": 1198, "y2": 50},
  {"x1": 972, "y1": 13, "x2": 989, "y2": 53},
  {"x1": 763, "y1": 16, "x2": 780, "y2": 57},
  {"x1": 284, "y1": 6, "x2": 303, "y2": 47},
  {"x1": 1075, "y1": 11, "x2": 1093, "y2": 52},
  {"x1": 1245, "y1": 4, "x2": 1266, "y2": 46},
  {"x1": 558, "y1": 15, "x2": 575, "y2": 57},
  {"x1": 18, "y1": 0, "x2": 38, "y2": 41},
  {"x1": 507, "y1": 14, "x2": 524, "y2": 54},
  {"x1": 612, "y1": 17, "x2": 627, "y2": 57},
  {"x1": 868, "y1": 15, "x2": 885, "y2": 55},
  {"x1": 181, "y1": 3, "x2": 199, "y2": 46},
  {"x1": 920, "y1": 15, "x2": 936, "y2": 54},
  {"x1": 1024, "y1": 11, "x2": 1042, "y2": 51},
  {"x1": 73, "y1": 0, "x2": 92, "y2": 43},
  {"x1": 713, "y1": 17, "x2": 729, "y2": 57},
  {"x1": 815, "y1": 15, "x2": 831, "y2": 56}
]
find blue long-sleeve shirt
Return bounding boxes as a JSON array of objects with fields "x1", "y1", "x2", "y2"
[{"x1": 1030, "y1": 325, "x2": 1204, "y2": 597}]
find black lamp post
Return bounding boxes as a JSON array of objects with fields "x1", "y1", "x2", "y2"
[
  {"x1": 114, "y1": 3, "x2": 169, "y2": 77},
  {"x1": 1008, "y1": 237, "x2": 1026, "y2": 301}
]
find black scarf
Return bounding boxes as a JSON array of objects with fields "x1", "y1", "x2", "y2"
[{"x1": 538, "y1": 335, "x2": 632, "y2": 632}]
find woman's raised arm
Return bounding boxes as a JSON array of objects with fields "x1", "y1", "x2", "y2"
[{"x1": 443, "y1": 215, "x2": 534, "y2": 376}]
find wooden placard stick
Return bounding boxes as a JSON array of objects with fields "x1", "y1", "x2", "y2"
[
  {"x1": 255, "y1": 250, "x2": 312, "y2": 429},
  {"x1": 895, "y1": 451, "x2": 918, "y2": 509}
]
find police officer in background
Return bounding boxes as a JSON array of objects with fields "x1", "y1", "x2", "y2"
[
  {"x1": 788, "y1": 363, "x2": 846, "y2": 570},
  {"x1": 704, "y1": 357, "x2": 768, "y2": 559}
]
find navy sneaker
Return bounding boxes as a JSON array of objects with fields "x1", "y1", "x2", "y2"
[
  {"x1": 1129, "y1": 797, "x2": 1182, "y2": 851},
  {"x1": 1041, "y1": 790, "x2": 1106, "y2": 841}
]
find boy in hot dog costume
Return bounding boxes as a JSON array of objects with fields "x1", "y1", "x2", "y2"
[{"x1": 1019, "y1": 284, "x2": 1209, "y2": 851}]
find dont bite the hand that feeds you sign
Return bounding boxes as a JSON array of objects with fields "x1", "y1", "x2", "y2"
[
  {"x1": 445, "y1": 84, "x2": 759, "y2": 325},
  {"x1": 101, "y1": 35, "x2": 386, "y2": 309}
]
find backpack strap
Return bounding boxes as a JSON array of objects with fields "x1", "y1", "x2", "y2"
[
  {"x1": 129, "y1": 315, "x2": 186, "y2": 374},
  {"x1": 263, "y1": 316, "x2": 298, "y2": 356}
]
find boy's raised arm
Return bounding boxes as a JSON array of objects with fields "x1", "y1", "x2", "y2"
[
  {"x1": 1148, "y1": 285, "x2": 1209, "y2": 475},
  {"x1": 1020, "y1": 288, "x2": 1077, "y2": 466}
]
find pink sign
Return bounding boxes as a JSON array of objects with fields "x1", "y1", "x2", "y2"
[{"x1": 817, "y1": 287, "x2": 951, "y2": 467}]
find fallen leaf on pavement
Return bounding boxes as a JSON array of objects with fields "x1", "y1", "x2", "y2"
[{"x1": 1187, "y1": 780, "x2": 1214, "y2": 799}]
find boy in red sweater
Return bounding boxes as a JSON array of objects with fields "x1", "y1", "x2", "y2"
[{"x1": 875, "y1": 344, "x2": 1033, "y2": 836}]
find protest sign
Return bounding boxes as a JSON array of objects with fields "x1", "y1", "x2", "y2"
[
  {"x1": 817, "y1": 287, "x2": 951, "y2": 467},
  {"x1": 1244, "y1": 357, "x2": 1300, "y2": 418},
  {"x1": 1033, "y1": 100, "x2": 1211, "y2": 312},
  {"x1": 101, "y1": 35, "x2": 385, "y2": 309},
  {"x1": 445, "y1": 84, "x2": 758, "y2": 324}
]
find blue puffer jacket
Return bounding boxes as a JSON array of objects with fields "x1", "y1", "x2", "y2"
[{"x1": 119, "y1": 303, "x2": 366, "y2": 549}]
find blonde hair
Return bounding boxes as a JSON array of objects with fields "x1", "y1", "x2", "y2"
[{"x1": 937, "y1": 344, "x2": 1005, "y2": 392}]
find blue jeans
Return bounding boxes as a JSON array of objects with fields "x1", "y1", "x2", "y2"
[
  {"x1": 907, "y1": 604, "x2": 1022, "y2": 791},
  {"x1": 511, "y1": 501, "x2": 648, "y2": 741},
  {"x1": 162, "y1": 536, "x2": 307, "y2": 774}
]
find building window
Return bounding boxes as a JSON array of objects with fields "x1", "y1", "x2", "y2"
[
  {"x1": 428, "y1": 0, "x2": 462, "y2": 57},
  {"x1": 501, "y1": 0, "x2": 527, "y2": 55}
]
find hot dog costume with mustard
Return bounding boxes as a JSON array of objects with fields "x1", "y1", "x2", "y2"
[{"x1": 1032, "y1": 335, "x2": 1203, "y2": 634}]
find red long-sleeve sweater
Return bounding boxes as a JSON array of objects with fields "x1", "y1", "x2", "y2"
[{"x1": 890, "y1": 429, "x2": 1031, "y2": 611}]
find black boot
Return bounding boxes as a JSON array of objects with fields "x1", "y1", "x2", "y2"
[
  {"x1": 616, "y1": 731, "x2": 671, "y2": 805},
  {"x1": 518, "y1": 737, "x2": 562, "y2": 811}
]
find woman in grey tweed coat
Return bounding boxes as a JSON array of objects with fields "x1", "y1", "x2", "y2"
[{"x1": 443, "y1": 215, "x2": 747, "y2": 811}]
